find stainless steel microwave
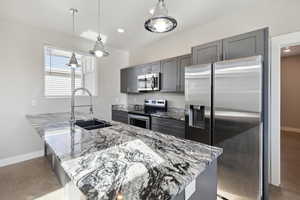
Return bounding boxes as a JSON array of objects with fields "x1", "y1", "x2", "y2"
[{"x1": 137, "y1": 73, "x2": 160, "y2": 92}]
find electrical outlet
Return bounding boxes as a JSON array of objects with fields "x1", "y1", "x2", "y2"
[{"x1": 31, "y1": 100, "x2": 37, "y2": 107}]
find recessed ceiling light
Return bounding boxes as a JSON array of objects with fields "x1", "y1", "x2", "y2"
[
  {"x1": 80, "y1": 30, "x2": 107, "y2": 43},
  {"x1": 283, "y1": 47, "x2": 291, "y2": 53},
  {"x1": 117, "y1": 28, "x2": 125, "y2": 33}
]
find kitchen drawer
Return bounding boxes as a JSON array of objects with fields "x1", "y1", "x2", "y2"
[
  {"x1": 151, "y1": 116, "x2": 185, "y2": 138},
  {"x1": 112, "y1": 110, "x2": 128, "y2": 124},
  {"x1": 152, "y1": 117, "x2": 185, "y2": 128}
]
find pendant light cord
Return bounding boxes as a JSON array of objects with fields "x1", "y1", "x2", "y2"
[
  {"x1": 70, "y1": 8, "x2": 78, "y2": 51},
  {"x1": 72, "y1": 10, "x2": 75, "y2": 37},
  {"x1": 97, "y1": 0, "x2": 101, "y2": 36}
]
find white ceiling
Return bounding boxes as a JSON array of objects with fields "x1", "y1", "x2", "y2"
[{"x1": 0, "y1": 0, "x2": 257, "y2": 50}]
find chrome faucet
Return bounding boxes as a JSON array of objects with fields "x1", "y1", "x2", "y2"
[{"x1": 70, "y1": 87, "x2": 93, "y2": 123}]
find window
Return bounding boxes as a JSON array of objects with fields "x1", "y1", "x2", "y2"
[{"x1": 44, "y1": 46, "x2": 97, "y2": 97}]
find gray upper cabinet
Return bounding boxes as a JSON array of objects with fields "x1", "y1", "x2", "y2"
[
  {"x1": 222, "y1": 29, "x2": 265, "y2": 60},
  {"x1": 150, "y1": 61, "x2": 161, "y2": 73},
  {"x1": 139, "y1": 64, "x2": 151, "y2": 74},
  {"x1": 121, "y1": 28, "x2": 267, "y2": 94},
  {"x1": 120, "y1": 68, "x2": 127, "y2": 93},
  {"x1": 126, "y1": 67, "x2": 139, "y2": 93},
  {"x1": 139, "y1": 61, "x2": 161, "y2": 75},
  {"x1": 160, "y1": 57, "x2": 179, "y2": 92},
  {"x1": 160, "y1": 55, "x2": 191, "y2": 93},
  {"x1": 192, "y1": 40, "x2": 222, "y2": 65},
  {"x1": 178, "y1": 54, "x2": 191, "y2": 93},
  {"x1": 121, "y1": 62, "x2": 161, "y2": 94}
]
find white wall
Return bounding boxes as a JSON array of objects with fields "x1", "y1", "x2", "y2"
[
  {"x1": 96, "y1": 50, "x2": 129, "y2": 120},
  {"x1": 0, "y1": 18, "x2": 128, "y2": 161}
]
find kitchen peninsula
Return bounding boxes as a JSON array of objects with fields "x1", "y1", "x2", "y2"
[{"x1": 27, "y1": 112, "x2": 222, "y2": 200}]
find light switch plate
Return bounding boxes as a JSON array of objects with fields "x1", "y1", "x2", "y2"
[{"x1": 185, "y1": 179, "x2": 196, "y2": 200}]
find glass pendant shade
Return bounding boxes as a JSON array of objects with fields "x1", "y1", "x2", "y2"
[
  {"x1": 67, "y1": 52, "x2": 79, "y2": 68},
  {"x1": 90, "y1": 35, "x2": 109, "y2": 57},
  {"x1": 145, "y1": 0, "x2": 177, "y2": 33}
]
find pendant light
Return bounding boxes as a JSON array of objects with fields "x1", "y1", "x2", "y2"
[
  {"x1": 90, "y1": 0, "x2": 109, "y2": 57},
  {"x1": 67, "y1": 8, "x2": 79, "y2": 68},
  {"x1": 145, "y1": 0, "x2": 177, "y2": 33}
]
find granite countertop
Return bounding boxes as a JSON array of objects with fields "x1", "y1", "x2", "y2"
[
  {"x1": 112, "y1": 104, "x2": 186, "y2": 121},
  {"x1": 27, "y1": 112, "x2": 222, "y2": 200}
]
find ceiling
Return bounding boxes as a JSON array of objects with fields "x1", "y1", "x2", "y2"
[
  {"x1": 281, "y1": 45, "x2": 300, "y2": 57},
  {"x1": 0, "y1": 0, "x2": 257, "y2": 51}
]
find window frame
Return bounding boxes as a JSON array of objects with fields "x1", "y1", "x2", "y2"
[{"x1": 43, "y1": 45, "x2": 97, "y2": 99}]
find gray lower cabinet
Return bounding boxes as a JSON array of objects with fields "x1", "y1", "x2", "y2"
[
  {"x1": 222, "y1": 29, "x2": 266, "y2": 60},
  {"x1": 151, "y1": 116, "x2": 185, "y2": 139},
  {"x1": 192, "y1": 40, "x2": 222, "y2": 65},
  {"x1": 112, "y1": 110, "x2": 128, "y2": 124}
]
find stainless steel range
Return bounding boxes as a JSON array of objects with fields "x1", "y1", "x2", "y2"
[{"x1": 128, "y1": 99, "x2": 167, "y2": 129}]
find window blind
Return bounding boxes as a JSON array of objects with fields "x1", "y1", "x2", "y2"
[{"x1": 44, "y1": 46, "x2": 96, "y2": 97}]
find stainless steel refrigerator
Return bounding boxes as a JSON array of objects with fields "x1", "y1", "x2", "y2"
[{"x1": 185, "y1": 56, "x2": 263, "y2": 200}]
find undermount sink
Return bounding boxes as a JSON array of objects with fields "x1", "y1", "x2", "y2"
[{"x1": 75, "y1": 119, "x2": 112, "y2": 130}]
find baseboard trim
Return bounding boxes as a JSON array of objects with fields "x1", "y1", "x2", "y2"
[
  {"x1": 0, "y1": 150, "x2": 43, "y2": 168},
  {"x1": 281, "y1": 126, "x2": 300, "y2": 134}
]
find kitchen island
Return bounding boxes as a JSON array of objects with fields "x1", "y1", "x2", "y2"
[{"x1": 27, "y1": 113, "x2": 222, "y2": 200}]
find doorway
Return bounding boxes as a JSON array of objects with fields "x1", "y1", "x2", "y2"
[
  {"x1": 278, "y1": 45, "x2": 300, "y2": 197},
  {"x1": 270, "y1": 37, "x2": 300, "y2": 199}
]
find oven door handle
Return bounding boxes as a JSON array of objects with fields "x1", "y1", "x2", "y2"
[
  {"x1": 128, "y1": 114, "x2": 149, "y2": 121},
  {"x1": 128, "y1": 114, "x2": 150, "y2": 129}
]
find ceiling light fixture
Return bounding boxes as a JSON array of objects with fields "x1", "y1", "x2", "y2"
[
  {"x1": 149, "y1": 8, "x2": 155, "y2": 15},
  {"x1": 90, "y1": 0, "x2": 109, "y2": 58},
  {"x1": 145, "y1": 0, "x2": 177, "y2": 33},
  {"x1": 67, "y1": 8, "x2": 79, "y2": 68},
  {"x1": 117, "y1": 28, "x2": 125, "y2": 33},
  {"x1": 283, "y1": 47, "x2": 291, "y2": 53}
]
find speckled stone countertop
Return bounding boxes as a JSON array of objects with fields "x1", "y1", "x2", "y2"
[
  {"x1": 112, "y1": 104, "x2": 186, "y2": 121},
  {"x1": 27, "y1": 112, "x2": 222, "y2": 200}
]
